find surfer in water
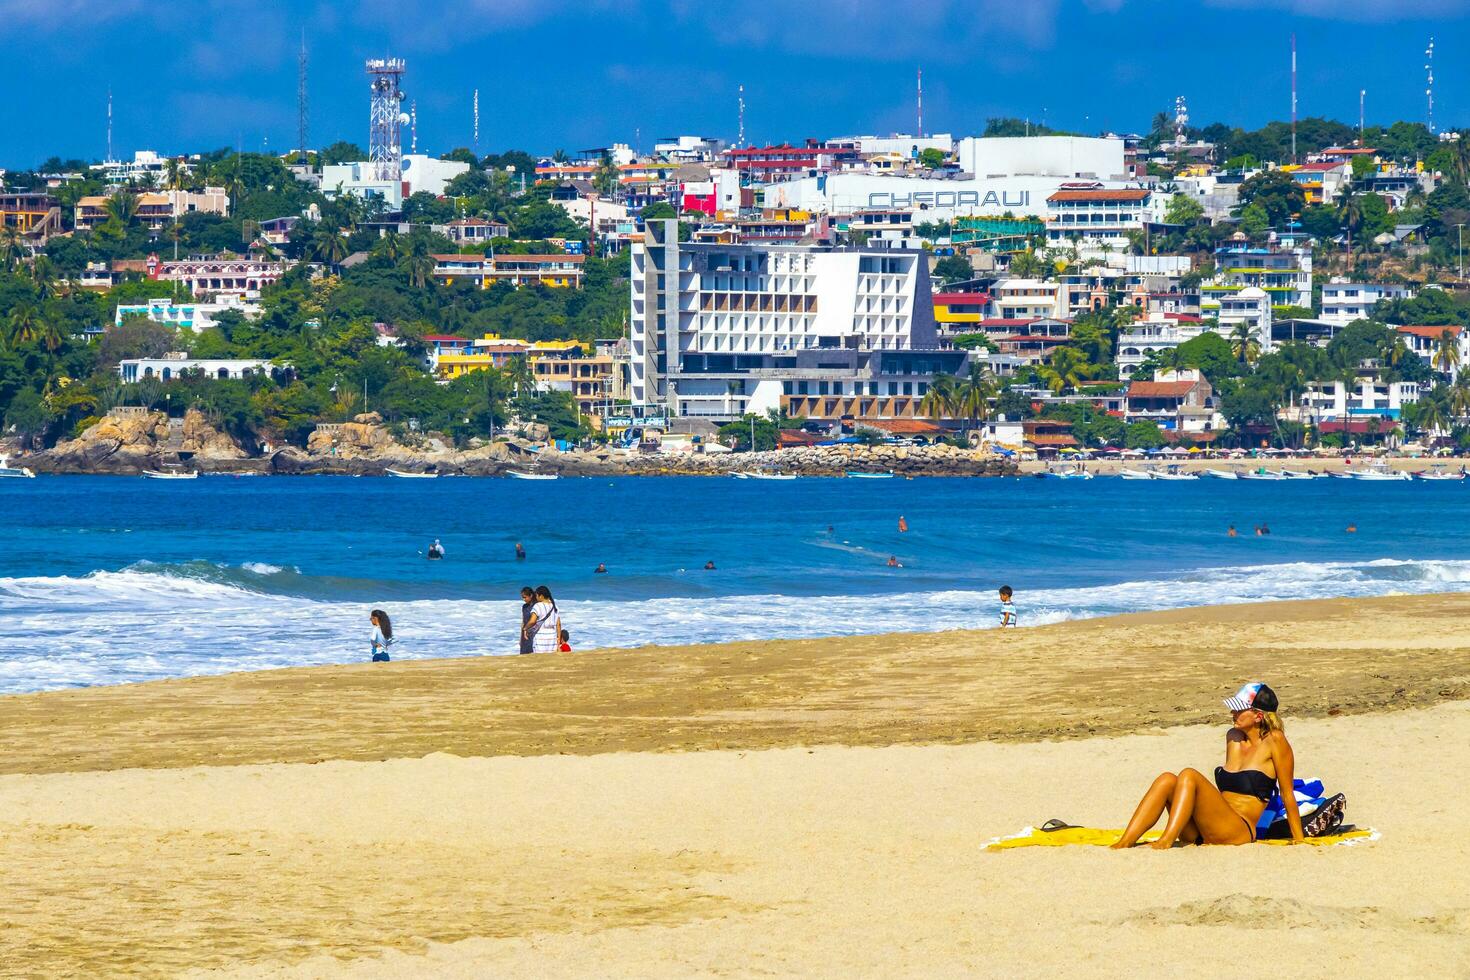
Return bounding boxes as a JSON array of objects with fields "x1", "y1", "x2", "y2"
[{"x1": 427, "y1": 538, "x2": 445, "y2": 560}]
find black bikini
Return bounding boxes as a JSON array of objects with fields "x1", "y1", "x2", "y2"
[{"x1": 1215, "y1": 766, "x2": 1275, "y2": 841}]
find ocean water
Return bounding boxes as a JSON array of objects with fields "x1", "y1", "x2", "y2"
[{"x1": 2, "y1": 474, "x2": 1469, "y2": 693}]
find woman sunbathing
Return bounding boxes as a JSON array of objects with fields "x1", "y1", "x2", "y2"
[{"x1": 1111, "y1": 682, "x2": 1305, "y2": 848}]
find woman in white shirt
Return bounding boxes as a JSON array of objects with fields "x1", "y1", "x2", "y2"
[
  {"x1": 370, "y1": 609, "x2": 394, "y2": 662},
  {"x1": 523, "y1": 585, "x2": 562, "y2": 654}
]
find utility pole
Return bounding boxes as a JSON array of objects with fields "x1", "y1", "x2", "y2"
[
  {"x1": 737, "y1": 84, "x2": 745, "y2": 148},
  {"x1": 106, "y1": 87, "x2": 113, "y2": 163},
  {"x1": 1426, "y1": 37, "x2": 1436, "y2": 133},
  {"x1": 1358, "y1": 89, "x2": 1365, "y2": 146},
  {"x1": 473, "y1": 89, "x2": 479, "y2": 153}
]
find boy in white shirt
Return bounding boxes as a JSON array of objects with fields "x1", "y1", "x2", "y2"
[{"x1": 999, "y1": 586, "x2": 1017, "y2": 628}]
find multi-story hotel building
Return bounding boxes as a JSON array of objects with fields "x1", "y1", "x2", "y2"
[
  {"x1": 74, "y1": 188, "x2": 230, "y2": 231},
  {"x1": 1044, "y1": 185, "x2": 1163, "y2": 244},
  {"x1": 1320, "y1": 279, "x2": 1415, "y2": 326},
  {"x1": 629, "y1": 219, "x2": 964, "y2": 421},
  {"x1": 433, "y1": 253, "x2": 585, "y2": 289}
]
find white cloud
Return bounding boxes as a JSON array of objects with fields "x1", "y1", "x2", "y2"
[{"x1": 1205, "y1": 0, "x2": 1470, "y2": 18}]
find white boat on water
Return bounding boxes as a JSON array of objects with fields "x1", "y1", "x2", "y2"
[
  {"x1": 1202, "y1": 468, "x2": 1240, "y2": 480},
  {"x1": 746, "y1": 472, "x2": 798, "y2": 481},
  {"x1": 0, "y1": 455, "x2": 36, "y2": 479},
  {"x1": 1280, "y1": 469, "x2": 1319, "y2": 480},
  {"x1": 386, "y1": 468, "x2": 439, "y2": 479},
  {"x1": 1119, "y1": 468, "x2": 1153, "y2": 480},
  {"x1": 1151, "y1": 466, "x2": 1200, "y2": 481},
  {"x1": 846, "y1": 471, "x2": 895, "y2": 479},
  {"x1": 142, "y1": 468, "x2": 198, "y2": 480},
  {"x1": 1351, "y1": 463, "x2": 1411, "y2": 482},
  {"x1": 1414, "y1": 467, "x2": 1465, "y2": 481},
  {"x1": 1040, "y1": 463, "x2": 1093, "y2": 480},
  {"x1": 507, "y1": 470, "x2": 558, "y2": 481},
  {"x1": 1238, "y1": 469, "x2": 1286, "y2": 481}
]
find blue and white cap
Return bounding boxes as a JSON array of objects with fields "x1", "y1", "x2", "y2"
[{"x1": 1224, "y1": 682, "x2": 1279, "y2": 713}]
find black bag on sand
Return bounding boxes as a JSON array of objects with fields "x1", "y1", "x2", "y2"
[{"x1": 1259, "y1": 793, "x2": 1347, "y2": 839}]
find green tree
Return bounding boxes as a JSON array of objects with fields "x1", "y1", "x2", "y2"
[
  {"x1": 1124, "y1": 421, "x2": 1165, "y2": 449},
  {"x1": 918, "y1": 147, "x2": 947, "y2": 170},
  {"x1": 919, "y1": 373, "x2": 958, "y2": 420},
  {"x1": 1236, "y1": 169, "x2": 1305, "y2": 226},
  {"x1": 932, "y1": 255, "x2": 974, "y2": 285},
  {"x1": 1164, "y1": 194, "x2": 1204, "y2": 226},
  {"x1": 3, "y1": 387, "x2": 50, "y2": 449},
  {"x1": 1227, "y1": 322, "x2": 1259, "y2": 365}
]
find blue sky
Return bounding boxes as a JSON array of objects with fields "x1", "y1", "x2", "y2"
[{"x1": 4, "y1": 0, "x2": 1470, "y2": 167}]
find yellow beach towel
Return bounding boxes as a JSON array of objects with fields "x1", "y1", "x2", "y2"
[{"x1": 985, "y1": 825, "x2": 1378, "y2": 850}]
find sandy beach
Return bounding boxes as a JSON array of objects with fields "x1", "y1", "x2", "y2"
[{"x1": 3, "y1": 593, "x2": 1470, "y2": 977}]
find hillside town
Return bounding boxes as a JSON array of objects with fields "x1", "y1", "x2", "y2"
[{"x1": 6, "y1": 58, "x2": 1470, "y2": 469}]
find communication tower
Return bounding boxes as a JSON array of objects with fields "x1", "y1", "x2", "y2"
[
  {"x1": 1173, "y1": 95, "x2": 1188, "y2": 145},
  {"x1": 366, "y1": 57, "x2": 407, "y2": 181}
]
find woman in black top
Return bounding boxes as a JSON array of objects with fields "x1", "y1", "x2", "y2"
[{"x1": 1111, "y1": 682, "x2": 1304, "y2": 848}]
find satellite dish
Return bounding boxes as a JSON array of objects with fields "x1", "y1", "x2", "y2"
[{"x1": 398, "y1": 112, "x2": 411, "y2": 125}]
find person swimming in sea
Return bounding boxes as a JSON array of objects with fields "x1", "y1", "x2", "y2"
[
  {"x1": 427, "y1": 538, "x2": 445, "y2": 560},
  {"x1": 515, "y1": 542, "x2": 526, "y2": 560},
  {"x1": 887, "y1": 555, "x2": 902, "y2": 567},
  {"x1": 1227, "y1": 525, "x2": 1237, "y2": 537},
  {"x1": 898, "y1": 516, "x2": 908, "y2": 533},
  {"x1": 594, "y1": 562, "x2": 608, "y2": 574},
  {"x1": 704, "y1": 560, "x2": 716, "y2": 570},
  {"x1": 369, "y1": 609, "x2": 394, "y2": 662},
  {"x1": 1111, "y1": 683, "x2": 1304, "y2": 848}
]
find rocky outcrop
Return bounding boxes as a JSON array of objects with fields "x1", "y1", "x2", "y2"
[
  {"x1": 24, "y1": 408, "x2": 251, "y2": 474},
  {"x1": 18, "y1": 409, "x2": 1015, "y2": 478}
]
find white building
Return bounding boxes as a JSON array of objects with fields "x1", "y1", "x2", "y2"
[
  {"x1": 1301, "y1": 376, "x2": 1420, "y2": 422},
  {"x1": 956, "y1": 136, "x2": 1126, "y2": 181},
  {"x1": 1321, "y1": 280, "x2": 1416, "y2": 325},
  {"x1": 762, "y1": 172, "x2": 1138, "y2": 221},
  {"x1": 1045, "y1": 185, "x2": 1167, "y2": 244},
  {"x1": 1116, "y1": 312, "x2": 1208, "y2": 377},
  {"x1": 990, "y1": 279, "x2": 1068, "y2": 320},
  {"x1": 654, "y1": 135, "x2": 727, "y2": 162},
  {"x1": 1212, "y1": 287, "x2": 1274, "y2": 353},
  {"x1": 834, "y1": 133, "x2": 954, "y2": 158},
  {"x1": 629, "y1": 219, "x2": 963, "y2": 421},
  {"x1": 321, "y1": 154, "x2": 470, "y2": 210},
  {"x1": 1203, "y1": 245, "x2": 1313, "y2": 311},
  {"x1": 114, "y1": 295, "x2": 259, "y2": 331},
  {"x1": 153, "y1": 256, "x2": 291, "y2": 300},
  {"x1": 118, "y1": 354, "x2": 289, "y2": 383},
  {"x1": 97, "y1": 150, "x2": 181, "y2": 185},
  {"x1": 1396, "y1": 324, "x2": 1470, "y2": 381}
]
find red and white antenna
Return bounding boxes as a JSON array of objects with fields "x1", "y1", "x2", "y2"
[{"x1": 917, "y1": 67, "x2": 924, "y2": 138}]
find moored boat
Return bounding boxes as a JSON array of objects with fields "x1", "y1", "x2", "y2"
[
  {"x1": 1201, "y1": 468, "x2": 1240, "y2": 479},
  {"x1": 507, "y1": 470, "x2": 558, "y2": 481},
  {"x1": 846, "y1": 471, "x2": 895, "y2": 479},
  {"x1": 386, "y1": 468, "x2": 439, "y2": 479},
  {"x1": 142, "y1": 468, "x2": 198, "y2": 480},
  {"x1": 0, "y1": 455, "x2": 36, "y2": 479},
  {"x1": 746, "y1": 471, "x2": 798, "y2": 481}
]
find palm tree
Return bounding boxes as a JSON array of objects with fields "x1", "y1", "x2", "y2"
[
  {"x1": 508, "y1": 355, "x2": 537, "y2": 398},
  {"x1": 107, "y1": 189, "x2": 140, "y2": 226},
  {"x1": 30, "y1": 255, "x2": 58, "y2": 302},
  {"x1": 373, "y1": 230, "x2": 404, "y2": 263},
  {"x1": 955, "y1": 363, "x2": 995, "y2": 439},
  {"x1": 1433, "y1": 328, "x2": 1462, "y2": 380},
  {"x1": 1037, "y1": 346, "x2": 1100, "y2": 394},
  {"x1": 163, "y1": 157, "x2": 188, "y2": 192},
  {"x1": 1008, "y1": 249, "x2": 1045, "y2": 280},
  {"x1": 6, "y1": 304, "x2": 42, "y2": 348},
  {"x1": 1228, "y1": 322, "x2": 1259, "y2": 365},
  {"x1": 1451, "y1": 379, "x2": 1470, "y2": 422},
  {"x1": 404, "y1": 234, "x2": 435, "y2": 289},
  {"x1": 311, "y1": 225, "x2": 349, "y2": 272},
  {"x1": 918, "y1": 373, "x2": 958, "y2": 421},
  {"x1": 1417, "y1": 397, "x2": 1447, "y2": 441},
  {"x1": 1338, "y1": 192, "x2": 1364, "y2": 273},
  {"x1": 0, "y1": 225, "x2": 23, "y2": 272}
]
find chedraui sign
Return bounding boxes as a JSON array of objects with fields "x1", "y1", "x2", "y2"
[{"x1": 866, "y1": 189, "x2": 1030, "y2": 209}]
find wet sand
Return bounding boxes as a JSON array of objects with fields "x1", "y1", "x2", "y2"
[{"x1": 1, "y1": 594, "x2": 1469, "y2": 977}]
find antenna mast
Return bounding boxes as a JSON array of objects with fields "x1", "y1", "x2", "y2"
[
  {"x1": 917, "y1": 67, "x2": 923, "y2": 138},
  {"x1": 410, "y1": 101, "x2": 418, "y2": 154},
  {"x1": 737, "y1": 84, "x2": 745, "y2": 147},
  {"x1": 107, "y1": 88, "x2": 113, "y2": 163},
  {"x1": 365, "y1": 57, "x2": 407, "y2": 182},
  {"x1": 297, "y1": 32, "x2": 309, "y2": 165},
  {"x1": 1359, "y1": 89, "x2": 1366, "y2": 146},
  {"x1": 1290, "y1": 34, "x2": 1297, "y2": 162},
  {"x1": 473, "y1": 89, "x2": 480, "y2": 152},
  {"x1": 1426, "y1": 37, "x2": 1436, "y2": 133}
]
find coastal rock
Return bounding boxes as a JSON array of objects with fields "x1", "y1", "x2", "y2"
[{"x1": 180, "y1": 408, "x2": 247, "y2": 460}]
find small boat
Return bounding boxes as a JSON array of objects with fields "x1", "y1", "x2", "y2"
[
  {"x1": 730, "y1": 472, "x2": 751, "y2": 479},
  {"x1": 846, "y1": 471, "x2": 895, "y2": 479},
  {"x1": 1040, "y1": 463, "x2": 1093, "y2": 480},
  {"x1": 507, "y1": 470, "x2": 558, "y2": 481},
  {"x1": 1351, "y1": 462, "x2": 1411, "y2": 482},
  {"x1": 1238, "y1": 468, "x2": 1286, "y2": 481},
  {"x1": 1413, "y1": 466, "x2": 1465, "y2": 481},
  {"x1": 1119, "y1": 468, "x2": 1153, "y2": 480},
  {"x1": 386, "y1": 468, "x2": 439, "y2": 479},
  {"x1": 1202, "y1": 468, "x2": 1239, "y2": 480},
  {"x1": 0, "y1": 455, "x2": 36, "y2": 479},
  {"x1": 1151, "y1": 466, "x2": 1199, "y2": 481},
  {"x1": 1279, "y1": 469, "x2": 1318, "y2": 480},
  {"x1": 142, "y1": 468, "x2": 198, "y2": 480},
  {"x1": 746, "y1": 472, "x2": 798, "y2": 481}
]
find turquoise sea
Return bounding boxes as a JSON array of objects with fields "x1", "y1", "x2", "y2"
[{"x1": 2, "y1": 474, "x2": 1468, "y2": 693}]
